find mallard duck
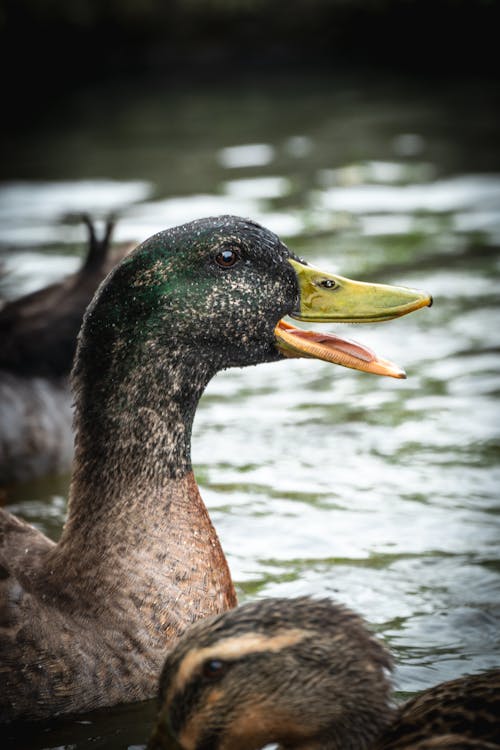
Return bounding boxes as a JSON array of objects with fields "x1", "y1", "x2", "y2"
[
  {"x1": 0, "y1": 215, "x2": 431, "y2": 723},
  {"x1": 150, "y1": 596, "x2": 500, "y2": 750},
  {"x1": 0, "y1": 217, "x2": 124, "y2": 485}
]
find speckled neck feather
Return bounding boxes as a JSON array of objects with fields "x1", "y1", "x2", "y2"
[{"x1": 63, "y1": 214, "x2": 294, "y2": 538}]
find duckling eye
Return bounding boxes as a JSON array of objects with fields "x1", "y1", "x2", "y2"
[
  {"x1": 201, "y1": 658, "x2": 228, "y2": 680},
  {"x1": 215, "y1": 248, "x2": 240, "y2": 269}
]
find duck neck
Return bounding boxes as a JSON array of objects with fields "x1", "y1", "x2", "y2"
[{"x1": 58, "y1": 342, "x2": 219, "y2": 559}]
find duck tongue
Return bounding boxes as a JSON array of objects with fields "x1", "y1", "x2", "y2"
[{"x1": 275, "y1": 320, "x2": 406, "y2": 379}]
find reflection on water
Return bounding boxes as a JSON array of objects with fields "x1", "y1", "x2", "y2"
[{"x1": 1, "y1": 72, "x2": 499, "y2": 749}]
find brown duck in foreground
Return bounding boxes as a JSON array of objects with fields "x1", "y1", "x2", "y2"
[
  {"x1": 0, "y1": 217, "x2": 124, "y2": 485},
  {"x1": 150, "y1": 597, "x2": 500, "y2": 750},
  {"x1": 0, "y1": 216, "x2": 431, "y2": 723}
]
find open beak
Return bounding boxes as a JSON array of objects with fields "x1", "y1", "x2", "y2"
[{"x1": 275, "y1": 258, "x2": 432, "y2": 378}]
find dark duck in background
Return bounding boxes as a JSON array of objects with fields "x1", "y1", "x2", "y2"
[{"x1": 0, "y1": 217, "x2": 123, "y2": 485}]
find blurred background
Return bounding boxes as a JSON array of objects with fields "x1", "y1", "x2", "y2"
[{"x1": 1, "y1": 1, "x2": 499, "y2": 748}]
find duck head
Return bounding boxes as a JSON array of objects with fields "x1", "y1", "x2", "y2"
[
  {"x1": 72, "y1": 215, "x2": 431, "y2": 479},
  {"x1": 79, "y1": 214, "x2": 431, "y2": 382},
  {"x1": 149, "y1": 596, "x2": 394, "y2": 750}
]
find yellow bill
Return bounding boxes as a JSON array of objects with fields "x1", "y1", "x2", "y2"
[{"x1": 275, "y1": 258, "x2": 432, "y2": 378}]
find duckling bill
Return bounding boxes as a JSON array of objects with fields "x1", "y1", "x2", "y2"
[{"x1": 0, "y1": 216, "x2": 431, "y2": 723}]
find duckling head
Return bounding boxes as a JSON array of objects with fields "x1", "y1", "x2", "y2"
[{"x1": 151, "y1": 597, "x2": 394, "y2": 750}]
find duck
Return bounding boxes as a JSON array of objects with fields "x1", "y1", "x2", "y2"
[
  {"x1": 150, "y1": 596, "x2": 500, "y2": 750},
  {"x1": 0, "y1": 216, "x2": 126, "y2": 485},
  {"x1": 0, "y1": 215, "x2": 431, "y2": 723}
]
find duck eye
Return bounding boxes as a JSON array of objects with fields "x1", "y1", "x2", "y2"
[
  {"x1": 215, "y1": 248, "x2": 239, "y2": 269},
  {"x1": 202, "y1": 658, "x2": 228, "y2": 680}
]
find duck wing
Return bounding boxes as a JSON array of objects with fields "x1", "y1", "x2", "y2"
[
  {"x1": 0, "y1": 509, "x2": 60, "y2": 721},
  {"x1": 0, "y1": 507, "x2": 55, "y2": 602}
]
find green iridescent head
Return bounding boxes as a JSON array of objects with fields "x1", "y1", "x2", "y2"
[
  {"x1": 78, "y1": 216, "x2": 299, "y2": 379},
  {"x1": 74, "y1": 214, "x2": 431, "y2": 403},
  {"x1": 70, "y1": 215, "x2": 431, "y2": 471}
]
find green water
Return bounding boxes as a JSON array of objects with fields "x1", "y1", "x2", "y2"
[{"x1": 1, "y1": 71, "x2": 499, "y2": 749}]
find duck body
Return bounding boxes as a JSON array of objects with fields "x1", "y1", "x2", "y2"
[
  {"x1": 0, "y1": 218, "x2": 120, "y2": 485},
  {"x1": 0, "y1": 473, "x2": 235, "y2": 721},
  {"x1": 152, "y1": 596, "x2": 500, "y2": 750},
  {"x1": 0, "y1": 216, "x2": 431, "y2": 722}
]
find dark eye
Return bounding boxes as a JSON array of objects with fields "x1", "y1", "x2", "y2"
[
  {"x1": 202, "y1": 659, "x2": 228, "y2": 680},
  {"x1": 215, "y1": 248, "x2": 240, "y2": 269}
]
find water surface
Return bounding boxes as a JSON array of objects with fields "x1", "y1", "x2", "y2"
[{"x1": 1, "y1": 72, "x2": 499, "y2": 749}]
